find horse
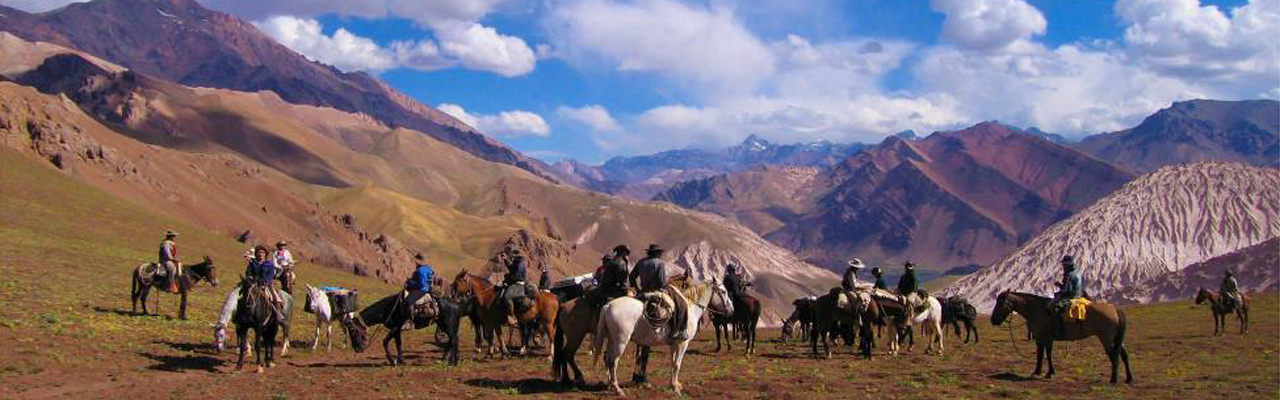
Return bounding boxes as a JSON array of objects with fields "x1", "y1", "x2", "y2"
[
  {"x1": 592, "y1": 282, "x2": 714, "y2": 396},
  {"x1": 810, "y1": 289, "x2": 879, "y2": 359},
  {"x1": 781, "y1": 297, "x2": 816, "y2": 341},
  {"x1": 871, "y1": 295, "x2": 911, "y2": 356},
  {"x1": 277, "y1": 268, "x2": 296, "y2": 295},
  {"x1": 216, "y1": 281, "x2": 292, "y2": 357},
  {"x1": 730, "y1": 294, "x2": 762, "y2": 355},
  {"x1": 706, "y1": 280, "x2": 737, "y2": 352},
  {"x1": 1195, "y1": 287, "x2": 1249, "y2": 335},
  {"x1": 341, "y1": 288, "x2": 469, "y2": 366},
  {"x1": 451, "y1": 270, "x2": 558, "y2": 358},
  {"x1": 131, "y1": 256, "x2": 218, "y2": 320},
  {"x1": 232, "y1": 278, "x2": 288, "y2": 372},
  {"x1": 907, "y1": 294, "x2": 944, "y2": 355},
  {"x1": 550, "y1": 293, "x2": 606, "y2": 386},
  {"x1": 991, "y1": 291, "x2": 1133, "y2": 383},
  {"x1": 303, "y1": 285, "x2": 338, "y2": 350},
  {"x1": 941, "y1": 297, "x2": 979, "y2": 343}
]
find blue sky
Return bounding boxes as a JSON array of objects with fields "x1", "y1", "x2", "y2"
[{"x1": 14, "y1": 0, "x2": 1277, "y2": 164}]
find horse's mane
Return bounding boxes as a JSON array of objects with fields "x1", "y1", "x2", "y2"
[{"x1": 679, "y1": 282, "x2": 712, "y2": 306}]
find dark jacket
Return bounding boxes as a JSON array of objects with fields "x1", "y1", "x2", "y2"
[
  {"x1": 539, "y1": 268, "x2": 551, "y2": 291},
  {"x1": 505, "y1": 256, "x2": 527, "y2": 285},
  {"x1": 629, "y1": 255, "x2": 667, "y2": 293},
  {"x1": 1055, "y1": 268, "x2": 1083, "y2": 300},
  {"x1": 599, "y1": 256, "x2": 630, "y2": 298},
  {"x1": 1221, "y1": 276, "x2": 1239, "y2": 295},
  {"x1": 724, "y1": 272, "x2": 746, "y2": 299},
  {"x1": 246, "y1": 259, "x2": 277, "y2": 287},
  {"x1": 407, "y1": 263, "x2": 434, "y2": 292},
  {"x1": 896, "y1": 270, "x2": 918, "y2": 295},
  {"x1": 873, "y1": 276, "x2": 887, "y2": 290}
]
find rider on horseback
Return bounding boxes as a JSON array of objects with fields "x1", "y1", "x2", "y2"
[
  {"x1": 159, "y1": 230, "x2": 181, "y2": 293},
  {"x1": 406, "y1": 253, "x2": 434, "y2": 305},
  {"x1": 274, "y1": 241, "x2": 295, "y2": 293},
  {"x1": 871, "y1": 267, "x2": 887, "y2": 290},
  {"x1": 896, "y1": 261, "x2": 919, "y2": 296},
  {"x1": 1049, "y1": 255, "x2": 1084, "y2": 339},
  {"x1": 245, "y1": 245, "x2": 285, "y2": 320},
  {"x1": 842, "y1": 259, "x2": 865, "y2": 292},
  {"x1": 723, "y1": 263, "x2": 750, "y2": 307},
  {"x1": 629, "y1": 244, "x2": 689, "y2": 340},
  {"x1": 500, "y1": 248, "x2": 528, "y2": 325},
  {"x1": 1221, "y1": 270, "x2": 1240, "y2": 309},
  {"x1": 596, "y1": 245, "x2": 631, "y2": 304}
]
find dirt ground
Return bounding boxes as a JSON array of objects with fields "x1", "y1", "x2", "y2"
[{"x1": 1, "y1": 292, "x2": 1276, "y2": 400}]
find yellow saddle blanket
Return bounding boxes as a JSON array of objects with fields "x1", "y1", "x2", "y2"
[{"x1": 1067, "y1": 298, "x2": 1092, "y2": 320}]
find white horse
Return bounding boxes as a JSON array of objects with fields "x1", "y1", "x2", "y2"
[
  {"x1": 907, "y1": 294, "x2": 944, "y2": 355},
  {"x1": 303, "y1": 285, "x2": 337, "y2": 351},
  {"x1": 212, "y1": 284, "x2": 291, "y2": 356},
  {"x1": 593, "y1": 283, "x2": 713, "y2": 396}
]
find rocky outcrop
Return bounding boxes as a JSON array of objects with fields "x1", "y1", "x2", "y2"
[
  {"x1": 1118, "y1": 237, "x2": 1279, "y2": 304},
  {"x1": 944, "y1": 162, "x2": 1280, "y2": 311}
]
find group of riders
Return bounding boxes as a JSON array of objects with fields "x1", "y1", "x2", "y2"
[{"x1": 157, "y1": 229, "x2": 1247, "y2": 345}]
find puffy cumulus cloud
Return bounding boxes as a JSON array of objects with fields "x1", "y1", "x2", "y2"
[
  {"x1": 204, "y1": 0, "x2": 536, "y2": 76},
  {"x1": 930, "y1": 0, "x2": 1047, "y2": 51},
  {"x1": 913, "y1": 43, "x2": 1209, "y2": 135},
  {"x1": 546, "y1": 0, "x2": 776, "y2": 96},
  {"x1": 254, "y1": 16, "x2": 398, "y2": 72},
  {"x1": 433, "y1": 21, "x2": 536, "y2": 77},
  {"x1": 437, "y1": 104, "x2": 550, "y2": 137},
  {"x1": 557, "y1": 105, "x2": 621, "y2": 132},
  {"x1": 1117, "y1": 0, "x2": 1279, "y2": 89},
  {"x1": 768, "y1": 35, "x2": 916, "y2": 98}
]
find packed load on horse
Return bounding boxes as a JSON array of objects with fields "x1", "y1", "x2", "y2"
[{"x1": 940, "y1": 296, "x2": 979, "y2": 343}]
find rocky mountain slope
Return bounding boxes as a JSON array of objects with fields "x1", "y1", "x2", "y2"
[
  {"x1": 0, "y1": 0, "x2": 559, "y2": 182},
  {"x1": 0, "y1": 35, "x2": 834, "y2": 324},
  {"x1": 1077, "y1": 99, "x2": 1279, "y2": 173},
  {"x1": 943, "y1": 162, "x2": 1280, "y2": 311},
  {"x1": 553, "y1": 134, "x2": 866, "y2": 199},
  {"x1": 659, "y1": 123, "x2": 1135, "y2": 273},
  {"x1": 1118, "y1": 237, "x2": 1278, "y2": 304}
]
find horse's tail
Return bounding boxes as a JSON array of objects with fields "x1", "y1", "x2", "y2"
[
  {"x1": 1112, "y1": 306, "x2": 1128, "y2": 354},
  {"x1": 591, "y1": 304, "x2": 609, "y2": 367},
  {"x1": 551, "y1": 307, "x2": 566, "y2": 380}
]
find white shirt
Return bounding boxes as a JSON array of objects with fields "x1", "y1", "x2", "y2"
[{"x1": 274, "y1": 249, "x2": 295, "y2": 269}]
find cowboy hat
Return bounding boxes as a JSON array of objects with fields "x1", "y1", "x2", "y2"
[
  {"x1": 1060, "y1": 255, "x2": 1075, "y2": 266},
  {"x1": 164, "y1": 230, "x2": 179, "y2": 237},
  {"x1": 276, "y1": 240, "x2": 288, "y2": 246},
  {"x1": 612, "y1": 244, "x2": 631, "y2": 255},
  {"x1": 904, "y1": 261, "x2": 916, "y2": 270},
  {"x1": 414, "y1": 253, "x2": 426, "y2": 261},
  {"x1": 847, "y1": 258, "x2": 865, "y2": 268},
  {"x1": 645, "y1": 244, "x2": 664, "y2": 253}
]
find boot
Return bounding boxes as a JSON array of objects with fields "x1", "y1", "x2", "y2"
[
  {"x1": 505, "y1": 299, "x2": 518, "y2": 325},
  {"x1": 165, "y1": 264, "x2": 180, "y2": 293}
]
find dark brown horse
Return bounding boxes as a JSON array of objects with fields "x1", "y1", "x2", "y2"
[
  {"x1": 343, "y1": 290, "x2": 470, "y2": 366},
  {"x1": 730, "y1": 295, "x2": 762, "y2": 355},
  {"x1": 233, "y1": 278, "x2": 281, "y2": 372},
  {"x1": 131, "y1": 256, "x2": 218, "y2": 320},
  {"x1": 810, "y1": 289, "x2": 880, "y2": 359},
  {"x1": 550, "y1": 295, "x2": 602, "y2": 386},
  {"x1": 1195, "y1": 287, "x2": 1249, "y2": 335},
  {"x1": 941, "y1": 297, "x2": 979, "y2": 343},
  {"x1": 992, "y1": 291, "x2": 1133, "y2": 383},
  {"x1": 451, "y1": 270, "x2": 558, "y2": 358}
]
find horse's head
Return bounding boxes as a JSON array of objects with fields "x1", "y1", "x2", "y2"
[
  {"x1": 305, "y1": 285, "x2": 328, "y2": 315},
  {"x1": 991, "y1": 291, "x2": 1014, "y2": 326},
  {"x1": 202, "y1": 256, "x2": 219, "y2": 287},
  {"x1": 451, "y1": 270, "x2": 474, "y2": 298},
  {"x1": 211, "y1": 322, "x2": 227, "y2": 352},
  {"x1": 681, "y1": 282, "x2": 715, "y2": 309},
  {"x1": 1194, "y1": 287, "x2": 1209, "y2": 304}
]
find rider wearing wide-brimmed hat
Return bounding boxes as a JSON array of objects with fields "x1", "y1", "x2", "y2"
[
  {"x1": 842, "y1": 258, "x2": 865, "y2": 292},
  {"x1": 500, "y1": 248, "x2": 529, "y2": 325},
  {"x1": 896, "y1": 261, "x2": 919, "y2": 296},
  {"x1": 1221, "y1": 269, "x2": 1241, "y2": 309},
  {"x1": 273, "y1": 240, "x2": 296, "y2": 293},
  {"x1": 1049, "y1": 255, "x2": 1083, "y2": 338},
  {"x1": 597, "y1": 245, "x2": 631, "y2": 302},
  {"x1": 723, "y1": 263, "x2": 749, "y2": 303},
  {"x1": 629, "y1": 244, "x2": 689, "y2": 340},
  {"x1": 158, "y1": 230, "x2": 181, "y2": 293}
]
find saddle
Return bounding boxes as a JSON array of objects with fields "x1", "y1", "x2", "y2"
[
  {"x1": 640, "y1": 291, "x2": 675, "y2": 325},
  {"x1": 408, "y1": 292, "x2": 438, "y2": 329},
  {"x1": 503, "y1": 283, "x2": 537, "y2": 313}
]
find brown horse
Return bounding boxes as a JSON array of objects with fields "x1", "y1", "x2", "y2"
[
  {"x1": 131, "y1": 256, "x2": 218, "y2": 320},
  {"x1": 1195, "y1": 288, "x2": 1249, "y2": 335},
  {"x1": 550, "y1": 295, "x2": 601, "y2": 386},
  {"x1": 729, "y1": 295, "x2": 762, "y2": 355},
  {"x1": 810, "y1": 289, "x2": 880, "y2": 359},
  {"x1": 992, "y1": 291, "x2": 1133, "y2": 383},
  {"x1": 451, "y1": 270, "x2": 558, "y2": 358}
]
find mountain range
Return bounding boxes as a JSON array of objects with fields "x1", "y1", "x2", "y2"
[
  {"x1": 943, "y1": 162, "x2": 1280, "y2": 311},
  {"x1": 1079, "y1": 99, "x2": 1280, "y2": 174}
]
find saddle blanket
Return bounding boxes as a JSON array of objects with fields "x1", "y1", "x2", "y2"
[
  {"x1": 1067, "y1": 298, "x2": 1092, "y2": 320},
  {"x1": 551, "y1": 273, "x2": 596, "y2": 290}
]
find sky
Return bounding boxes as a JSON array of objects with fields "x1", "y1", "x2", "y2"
[{"x1": 9, "y1": 0, "x2": 1279, "y2": 164}]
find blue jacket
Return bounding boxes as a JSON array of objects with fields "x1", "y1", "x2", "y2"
[
  {"x1": 407, "y1": 263, "x2": 434, "y2": 292},
  {"x1": 246, "y1": 259, "x2": 277, "y2": 286}
]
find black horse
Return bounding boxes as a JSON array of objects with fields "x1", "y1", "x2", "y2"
[
  {"x1": 810, "y1": 289, "x2": 879, "y2": 359},
  {"x1": 234, "y1": 278, "x2": 284, "y2": 372},
  {"x1": 344, "y1": 291, "x2": 470, "y2": 366},
  {"x1": 131, "y1": 256, "x2": 218, "y2": 320},
  {"x1": 941, "y1": 296, "x2": 979, "y2": 343}
]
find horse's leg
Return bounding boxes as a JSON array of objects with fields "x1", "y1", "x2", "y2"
[
  {"x1": 235, "y1": 326, "x2": 248, "y2": 371},
  {"x1": 604, "y1": 333, "x2": 628, "y2": 396},
  {"x1": 383, "y1": 327, "x2": 398, "y2": 365},
  {"x1": 1120, "y1": 345, "x2": 1133, "y2": 383},
  {"x1": 326, "y1": 321, "x2": 333, "y2": 351},
  {"x1": 713, "y1": 322, "x2": 722, "y2": 352},
  {"x1": 670, "y1": 340, "x2": 690, "y2": 396},
  {"x1": 1044, "y1": 341, "x2": 1056, "y2": 379},
  {"x1": 140, "y1": 285, "x2": 151, "y2": 315},
  {"x1": 1101, "y1": 335, "x2": 1119, "y2": 383},
  {"x1": 179, "y1": 290, "x2": 189, "y2": 320},
  {"x1": 632, "y1": 346, "x2": 651, "y2": 385},
  {"x1": 394, "y1": 329, "x2": 404, "y2": 365},
  {"x1": 748, "y1": 319, "x2": 758, "y2": 355},
  {"x1": 1032, "y1": 341, "x2": 1044, "y2": 377}
]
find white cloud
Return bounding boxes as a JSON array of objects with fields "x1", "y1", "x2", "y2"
[
  {"x1": 437, "y1": 104, "x2": 550, "y2": 138},
  {"x1": 1117, "y1": 0, "x2": 1279, "y2": 87},
  {"x1": 1, "y1": 0, "x2": 84, "y2": 12},
  {"x1": 254, "y1": 16, "x2": 398, "y2": 72},
  {"x1": 930, "y1": 0, "x2": 1047, "y2": 51},
  {"x1": 557, "y1": 105, "x2": 621, "y2": 132},
  {"x1": 432, "y1": 21, "x2": 536, "y2": 77},
  {"x1": 546, "y1": 0, "x2": 776, "y2": 96}
]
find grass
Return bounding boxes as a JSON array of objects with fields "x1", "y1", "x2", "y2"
[{"x1": 2, "y1": 147, "x2": 1279, "y2": 399}]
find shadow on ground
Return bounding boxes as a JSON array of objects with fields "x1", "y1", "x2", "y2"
[
  {"x1": 463, "y1": 377, "x2": 604, "y2": 394},
  {"x1": 139, "y1": 352, "x2": 224, "y2": 373}
]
